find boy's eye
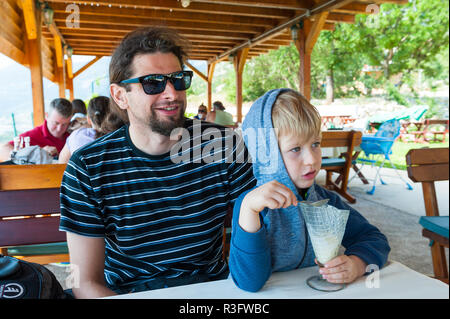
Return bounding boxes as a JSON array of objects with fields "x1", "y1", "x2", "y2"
[
  {"x1": 291, "y1": 147, "x2": 301, "y2": 153},
  {"x1": 312, "y1": 142, "x2": 321, "y2": 148}
]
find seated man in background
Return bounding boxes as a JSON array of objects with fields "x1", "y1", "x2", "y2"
[
  {"x1": 206, "y1": 101, "x2": 236, "y2": 127},
  {"x1": 0, "y1": 98, "x2": 73, "y2": 161}
]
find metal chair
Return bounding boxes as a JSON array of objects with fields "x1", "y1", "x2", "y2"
[{"x1": 351, "y1": 119, "x2": 413, "y2": 195}]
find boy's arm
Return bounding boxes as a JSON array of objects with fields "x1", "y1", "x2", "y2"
[
  {"x1": 228, "y1": 190, "x2": 272, "y2": 292},
  {"x1": 229, "y1": 182, "x2": 298, "y2": 292}
]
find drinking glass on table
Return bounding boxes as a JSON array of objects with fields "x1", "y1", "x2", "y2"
[{"x1": 300, "y1": 200, "x2": 350, "y2": 292}]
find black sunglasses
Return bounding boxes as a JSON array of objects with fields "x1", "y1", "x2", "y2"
[
  {"x1": 198, "y1": 109, "x2": 207, "y2": 113},
  {"x1": 120, "y1": 70, "x2": 193, "y2": 95}
]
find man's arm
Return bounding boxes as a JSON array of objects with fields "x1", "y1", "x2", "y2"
[
  {"x1": 0, "y1": 142, "x2": 13, "y2": 162},
  {"x1": 66, "y1": 232, "x2": 117, "y2": 298}
]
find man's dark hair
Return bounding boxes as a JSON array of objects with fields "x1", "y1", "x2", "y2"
[
  {"x1": 49, "y1": 98, "x2": 73, "y2": 118},
  {"x1": 213, "y1": 101, "x2": 225, "y2": 111},
  {"x1": 109, "y1": 26, "x2": 191, "y2": 124},
  {"x1": 71, "y1": 99, "x2": 87, "y2": 115}
]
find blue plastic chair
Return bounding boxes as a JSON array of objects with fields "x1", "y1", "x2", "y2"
[{"x1": 352, "y1": 119, "x2": 413, "y2": 195}]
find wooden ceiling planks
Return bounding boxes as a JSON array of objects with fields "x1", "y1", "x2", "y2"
[{"x1": 41, "y1": 0, "x2": 407, "y2": 62}]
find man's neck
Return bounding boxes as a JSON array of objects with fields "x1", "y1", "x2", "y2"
[{"x1": 128, "y1": 123, "x2": 181, "y2": 156}]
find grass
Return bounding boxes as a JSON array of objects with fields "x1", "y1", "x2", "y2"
[{"x1": 356, "y1": 138, "x2": 449, "y2": 170}]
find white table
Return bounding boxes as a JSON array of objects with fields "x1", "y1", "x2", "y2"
[{"x1": 105, "y1": 261, "x2": 448, "y2": 299}]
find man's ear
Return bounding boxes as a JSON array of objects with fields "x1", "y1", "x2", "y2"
[{"x1": 110, "y1": 84, "x2": 129, "y2": 110}]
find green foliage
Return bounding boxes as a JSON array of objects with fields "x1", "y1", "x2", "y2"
[
  {"x1": 187, "y1": 74, "x2": 207, "y2": 97},
  {"x1": 184, "y1": 111, "x2": 197, "y2": 119},
  {"x1": 385, "y1": 82, "x2": 409, "y2": 106},
  {"x1": 353, "y1": 0, "x2": 449, "y2": 82},
  {"x1": 187, "y1": 0, "x2": 448, "y2": 104}
]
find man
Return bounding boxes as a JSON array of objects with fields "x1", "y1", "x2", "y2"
[
  {"x1": 59, "y1": 26, "x2": 256, "y2": 298},
  {"x1": 0, "y1": 98, "x2": 72, "y2": 161},
  {"x1": 205, "y1": 101, "x2": 236, "y2": 127}
]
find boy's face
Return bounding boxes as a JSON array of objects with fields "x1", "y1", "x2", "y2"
[{"x1": 278, "y1": 132, "x2": 322, "y2": 190}]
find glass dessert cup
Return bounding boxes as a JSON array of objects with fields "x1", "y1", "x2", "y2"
[{"x1": 300, "y1": 201, "x2": 350, "y2": 292}]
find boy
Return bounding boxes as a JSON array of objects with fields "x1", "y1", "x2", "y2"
[{"x1": 229, "y1": 88, "x2": 390, "y2": 292}]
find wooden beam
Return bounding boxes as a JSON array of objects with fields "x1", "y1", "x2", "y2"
[
  {"x1": 294, "y1": 19, "x2": 312, "y2": 101},
  {"x1": 46, "y1": 0, "x2": 293, "y2": 19},
  {"x1": 207, "y1": 62, "x2": 216, "y2": 111},
  {"x1": 53, "y1": 35, "x2": 63, "y2": 68},
  {"x1": 52, "y1": 14, "x2": 263, "y2": 35},
  {"x1": 73, "y1": 56, "x2": 101, "y2": 78},
  {"x1": 50, "y1": 2, "x2": 278, "y2": 28},
  {"x1": 66, "y1": 57, "x2": 73, "y2": 79},
  {"x1": 24, "y1": 5, "x2": 45, "y2": 126},
  {"x1": 19, "y1": 0, "x2": 37, "y2": 39},
  {"x1": 234, "y1": 48, "x2": 249, "y2": 123},
  {"x1": 193, "y1": 0, "x2": 309, "y2": 10},
  {"x1": 185, "y1": 61, "x2": 208, "y2": 82},
  {"x1": 306, "y1": 12, "x2": 328, "y2": 55}
]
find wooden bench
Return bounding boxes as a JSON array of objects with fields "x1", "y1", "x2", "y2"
[
  {"x1": 406, "y1": 147, "x2": 449, "y2": 284},
  {"x1": 321, "y1": 130, "x2": 362, "y2": 204},
  {"x1": 0, "y1": 164, "x2": 68, "y2": 264}
]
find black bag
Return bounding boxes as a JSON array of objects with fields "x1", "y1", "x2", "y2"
[{"x1": 0, "y1": 254, "x2": 67, "y2": 299}]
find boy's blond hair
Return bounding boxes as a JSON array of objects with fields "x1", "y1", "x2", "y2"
[{"x1": 272, "y1": 90, "x2": 322, "y2": 142}]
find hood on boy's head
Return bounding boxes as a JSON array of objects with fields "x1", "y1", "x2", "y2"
[{"x1": 242, "y1": 88, "x2": 300, "y2": 196}]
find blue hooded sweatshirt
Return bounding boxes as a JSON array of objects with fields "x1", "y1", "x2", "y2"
[{"x1": 228, "y1": 88, "x2": 390, "y2": 292}]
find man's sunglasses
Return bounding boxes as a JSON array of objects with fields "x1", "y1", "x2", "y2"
[{"x1": 120, "y1": 70, "x2": 193, "y2": 95}]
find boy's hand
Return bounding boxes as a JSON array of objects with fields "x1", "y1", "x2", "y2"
[
  {"x1": 317, "y1": 255, "x2": 367, "y2": 284},
  {"x1": 239, "y1": 181, "x2": 298, "y2": 233},
  {"x1": 243, "y1": 180, "x2": 298, "y2": 215}
]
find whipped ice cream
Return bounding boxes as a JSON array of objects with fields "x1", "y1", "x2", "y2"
[{"x1": 310, "y1": 234, "x2": 340, "y2": 265}]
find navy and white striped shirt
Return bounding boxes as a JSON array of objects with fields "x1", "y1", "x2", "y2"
[{"x1": 59, "y1": 119, "x2": 256, "y2": 292}]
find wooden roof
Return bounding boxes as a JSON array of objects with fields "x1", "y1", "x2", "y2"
[
  {"x1": 42, "y1": 0, "x2": 406, "y2": 62},
  {"x1": 1, "y1": 0, "x2": 407, "y2": 84}
]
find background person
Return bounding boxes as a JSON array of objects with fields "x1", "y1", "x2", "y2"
[
  {"x1": 68, "y1": 99, "x2": 89, "y2": 133},
  {"x1": 205, "y1": 101, "x2": 236, "y2": 127},
  {"x1": 193, "y1": 103, "x2": 207, "y2": 120},
  {"x1": 0, "y1": 98, "x2": 72, "y2": 161},
  {"x1": 58, "y1": 96, "x2": 113, "y2": 163}
]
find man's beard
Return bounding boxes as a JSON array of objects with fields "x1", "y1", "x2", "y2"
[{"x1": 149, "y1": 102, "x2": 186, "y2": 136}]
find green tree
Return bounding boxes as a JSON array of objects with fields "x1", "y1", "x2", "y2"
[{"x1": 354, "y1": 0, "x2": 449, "y2": 87}]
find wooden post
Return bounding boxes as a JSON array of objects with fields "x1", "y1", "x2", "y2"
[
  {"x1": 66, "y1": 76, "x2": 74, "y2": 101},
  {"x1": 207, "y1": 62, "x2": 216, "y2": 112},
  {"x1": 53, "y1": 36, "x2": 65, "y2": 98},
  {"x1": 66, "y1": 57, "x2": 74, "y2": 100},
  {"x1": 294, "y1": 19, "x2": 312, "y2": 101},
  {"x1": 234, "y1": 48, "x2": 249, "y2": 123},
  {"x1": 22, "y1": 0, "x2": 45, "y2": 126}
]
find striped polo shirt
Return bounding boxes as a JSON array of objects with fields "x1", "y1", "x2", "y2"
[{"x1": 59, "y1": 119, "x2": 256, "y2": 292}]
